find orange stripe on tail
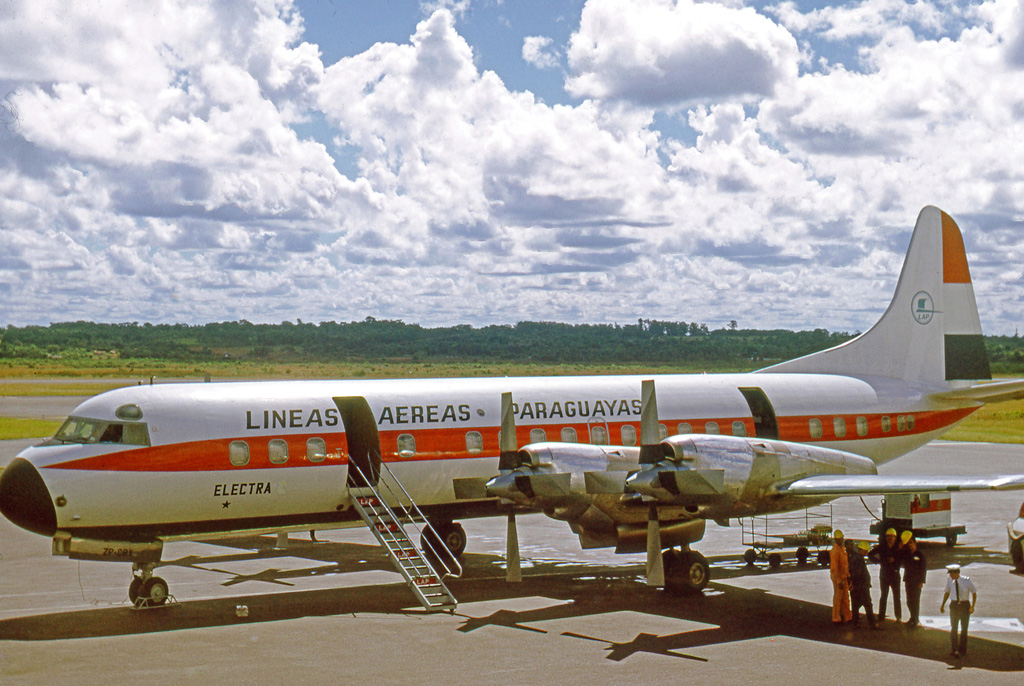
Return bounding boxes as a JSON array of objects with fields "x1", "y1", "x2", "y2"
[{"x1": 941, "y1": 211, "x2": 972, "y2": 284}]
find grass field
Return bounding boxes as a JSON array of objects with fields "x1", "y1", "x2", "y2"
[
  {"x1": 1, "y1": 362, "x2": 1021, "y2": 443},
  {"x1": 0, "y1": 417, "x2": 63, "y2": 440}
]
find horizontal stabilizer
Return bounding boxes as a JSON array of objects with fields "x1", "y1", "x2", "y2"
[
  {"x1": 933, "y1": 378, "x2": 1024, "y2": 404},
  {"x1": 776, "y1": 473, "x2": 1024, "y2": 496}
]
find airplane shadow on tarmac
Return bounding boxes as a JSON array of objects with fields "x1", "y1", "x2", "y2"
[{"x1": 1, "y1": 538, "x2": 1021, "y2": 673}]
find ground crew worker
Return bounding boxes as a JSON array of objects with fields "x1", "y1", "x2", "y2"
[
  {"x1": 847, "y1": 540, "x2": 877, "y2": 629},
  {"x1": 901, "y1": 533, "x2": 927, "y2": 627},
  {"x1": 940, "y1": 563, "x2": 978, "y2": 658},
  {"x1": 869, "y1": 527, "x2": 901, "y2": 623},
  {"x1": 830, "y1": 529, "x2": 852, "y2": 624}
]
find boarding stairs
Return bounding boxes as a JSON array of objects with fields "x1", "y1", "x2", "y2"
[{"x1": 348, "y1": 460, "x2": 460, "y2": 613}]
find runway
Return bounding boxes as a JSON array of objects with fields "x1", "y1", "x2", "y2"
[{"x1": 2, "y1": 437, "x2": 1024, "y2": 684}]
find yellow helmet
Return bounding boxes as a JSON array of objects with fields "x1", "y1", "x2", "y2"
[
  {"x1": 900, "y1": 530, "x2": 913, "y2": 544},
  {"x1": 885, "y1": 528, "x2": 897, "y2": 536},
  {"x1": 858, "y1": 541, "x2": 870, "y2": 551},
  {"x1": 833, "y1": 529, "x2": 844, "y2": 539}
]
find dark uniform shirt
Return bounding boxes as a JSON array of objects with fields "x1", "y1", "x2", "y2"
[
  {"x1": 903, "y1": 548, "x2": 927, "y2": 586},
  {"x1": 869, "y1": 540, "x2": 902, "y2": 582},
  {"x1": 849, "y1": 549, "x2": 871, "y2": 589}
]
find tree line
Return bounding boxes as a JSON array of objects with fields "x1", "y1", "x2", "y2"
[{"x1": 2, "y1": 319, "x2": 1023, "y2": 372}]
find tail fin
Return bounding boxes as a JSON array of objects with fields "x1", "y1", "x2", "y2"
[{"x1": 762, "y1": 206, "x2": 991, "y2": 384}]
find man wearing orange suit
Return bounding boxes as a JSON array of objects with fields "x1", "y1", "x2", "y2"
[{"x1": 830, "y1": 529, "x2": 852, "y2": 624}]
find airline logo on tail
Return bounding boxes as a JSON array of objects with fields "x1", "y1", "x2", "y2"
[{"x1": 912, "y1": 291, "x2": 936, "y2": 325}]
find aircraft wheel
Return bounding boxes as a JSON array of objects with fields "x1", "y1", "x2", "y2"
[
  {"x1": 945, "y1": 533, "x2": 958, "y2": 547},
  {"x1": 817, "y1": 550, "x2": 830, "y2": 567},
  {"x1": 683, "y1": 551, "x2": 710, "y2": 592},
  {"x1": 796, "y1": 546, "x2": 809, "y2": 565},
  {"x1": 128, "y1": 576, "x2": 144, "y2": 605},
  {"x1": 140, "y1": 577, "x2": 169, "y2": 607},
  {"x1": 422, "y1": 522, "x2": 466, "y2": 561},
  {"x1": 1011, "y1": 538, "x2": 1024, "y2": 572},
  {"x1": 436, "y1": 521, "x2": 468, "y2": 558},
  {"x1": 666, "y1": 550, "x2": 710, "y2": 594},
  {"x1": 768, "y1": 552, "x2": 782, "y2": 569},
  {"x1": 743, "y1": 548, "x2": 758, "y2": 565}
]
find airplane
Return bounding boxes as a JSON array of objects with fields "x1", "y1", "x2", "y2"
[{"x1": 4, "y1": 205, "x2": 1024, "y2": 608}]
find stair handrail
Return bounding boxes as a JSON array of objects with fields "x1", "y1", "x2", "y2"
[{"x1": 348, "y1": 459, "x2": 463, "y2": 579}]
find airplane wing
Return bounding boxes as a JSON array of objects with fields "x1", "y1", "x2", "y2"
[
  {"x1": 933, "y1": 378, "x2": 1024, "y2": 404},
  {"x1": 776, "y1": 474, "x2": 1024, "y2": 496}
]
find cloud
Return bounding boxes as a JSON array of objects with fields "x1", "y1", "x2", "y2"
[
  {"x1": 523, "y1": 36, "x2": 559, "y2": 69},
  {"x1": 565, "y1": 0, "x2": 800, "y2": 106},
  {"x1": 1, "y1": 1, "x2": 1023, "y2": 336}
]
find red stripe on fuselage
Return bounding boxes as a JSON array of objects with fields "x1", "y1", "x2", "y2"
[{"x1": 44, "y1": 406, "x2": 978, "y2": 473}]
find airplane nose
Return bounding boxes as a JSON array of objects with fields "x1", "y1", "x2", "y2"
[{"x1": 0, "y1": 458, "x2": 57, "y2": 537}]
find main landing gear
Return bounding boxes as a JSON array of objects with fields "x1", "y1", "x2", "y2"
[
  {"x1": 662, "y1": 547, "x2": 711, "y2": 594},
  {"x1": 129, "y1": 563, "x2": 171, "y2": 608},
  {"x1": 422, "y1": 521, "x2": 468, "y2": 558}
]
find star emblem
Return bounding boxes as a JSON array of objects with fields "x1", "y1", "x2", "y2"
[{"x1": 222, "y1": 501, "x2": 231, "y2": 508}]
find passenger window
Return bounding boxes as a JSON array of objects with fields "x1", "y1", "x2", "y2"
[
  {"x1": 268, "y1": 439, "x2": 289, "y2": 464},
  {"x1": 465, "y1": 431, "x2": 483, "y2": 454},
  {"x1": 906, "y1": 414, "x2": 915, "y2": 431},
  {"x1": 530, "y1": 428, "x2": 547, "y2": 443},
  {"x1": 705, "y1": 422, "x2": 720, "y2": 434},
  {"x1": 856, "y1": 416, "x2": 868, "y2": 437},
  {"x1": 732, "y1": 421, "x2": 746, "y2": 437},
  {"x1": 677, "y1": 423, "x2": 692, "y2": 434},
  {"x1": 621, "y1": 425, "x2": 637, "y2": 446},
  {"x1": 833, "y1": 417, "x2": 847, "y2": 438},
  {"x1": 809, "y1": 418, "x2": 823, "y2": 439},
  {"x1": 561, "y1": 427, "x2": 577, "y2": 443},
  {"x1": 881, "y1": 416, "x2": 892, "y2": 433},
  {"x1": 896, "y1": 415, "x2": 906, "y2": 432},
  {"x1": 659, "y1": 424, "x2": 668, "y2": 440},
  {"x1": 590, "y1": 425, "x2": 608, "y2": 445},
  {"x1": 397, "y1": 434, "x2": 416, "y2": 457},
  {"x1": 229, "y1": 440, "x2": 250, "y2": 466},
  {"x1": 307, "y1": 437, "x2": 326, "y2": 462}
]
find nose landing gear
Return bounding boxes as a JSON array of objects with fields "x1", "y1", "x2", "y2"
[{"x1": 129, "y1": 563, "x2": 172, "y2": 608}]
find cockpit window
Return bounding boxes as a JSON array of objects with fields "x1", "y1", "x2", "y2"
[{"x1": 52, "y1": 416, "x2": 150, "y2": 446}]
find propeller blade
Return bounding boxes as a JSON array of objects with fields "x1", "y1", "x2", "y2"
[
  {"x1": 499, "y1": 391, "x2": 518, "y2": 470},
  {"x1": 523, "y1": 472, "x2": 571, "y2": 498},
  {"x1": 646, "y1": 505, "x2": 665, "y2": 587},
  {"x1": 639, "y1": 379, "x2": 662, "y2": 465},
  {"x1": 452, "y1": 477, "x2": 489, "y2": 500},
  {"x1": 506, "y1": 509, "x2": 521, "y2": 582},
  {"x1": 669, "y1": 468, "x2": 725, "y2": 496},
  {"x1": 584, "y1": 471, "x2": 629, "y2": 494}
]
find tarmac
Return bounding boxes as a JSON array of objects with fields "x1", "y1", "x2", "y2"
[{"x1": 2, "y1": 420, "x2": 1024, "y2": 683}]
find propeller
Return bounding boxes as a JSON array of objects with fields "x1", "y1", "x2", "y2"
[
  {"x1": 639, "y1": 379, "x2": 666, "y2": 587},
  {"x1": 498, "y1": 391, "x2": 522, "y2": 583}
]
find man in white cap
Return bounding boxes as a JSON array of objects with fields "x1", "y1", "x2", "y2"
[
  {"x1": 940, "y1": 563, "x2": 977, "y2": 658},
  {"x1": 829, "y1": 529, "x2": 852, "y2": 624}
]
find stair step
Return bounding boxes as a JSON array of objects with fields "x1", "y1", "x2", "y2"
[{"x1": 349, "y1": 477, "x2": 457, "y2": 613}]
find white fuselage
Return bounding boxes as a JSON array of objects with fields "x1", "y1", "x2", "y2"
[{"x1": 11, "y1": 371, "x2": 977, "y2": 541}]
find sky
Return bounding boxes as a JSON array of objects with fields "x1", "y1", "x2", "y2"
[{"x1": 1, "y1": 0, "x2": 1023, "y2": 334}]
